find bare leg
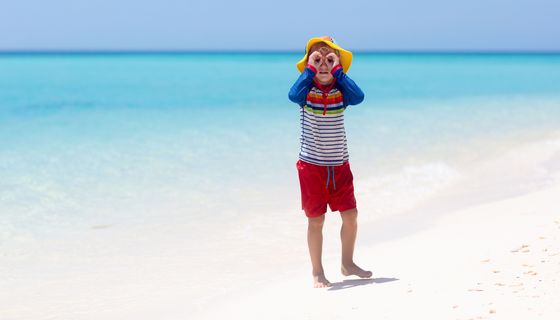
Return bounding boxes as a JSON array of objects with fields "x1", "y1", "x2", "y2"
[
  {"x1": 307, "y1": 214, "x2": 331, "y2": 288},
  {"x1": 340, "y1": 208, "x2": 372, "y2": 278}
]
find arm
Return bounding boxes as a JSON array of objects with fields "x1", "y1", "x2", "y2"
[
  {"x1": 332, "y1": 65, "x2": 365, "y2": 106},
  {"x1": 288, "y1": 65, "x2": 317, "y2": 106}
]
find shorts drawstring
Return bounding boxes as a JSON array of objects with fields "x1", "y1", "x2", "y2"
[
  {"x1": 325, "y1": 166, "x2": 337, "y2": 191},
  {"x1": 331, "y1": 166, "x2": 337, "y2": 190},
  {"x1": 326, "y1": 166, "x2": 330, "y2": 189}
]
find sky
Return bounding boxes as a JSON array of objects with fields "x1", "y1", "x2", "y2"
[{"x1": 0, "y1": 0, "x2": 559, "y2": 51}]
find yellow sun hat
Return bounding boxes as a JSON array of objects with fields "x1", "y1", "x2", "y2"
[{"x1": 296, "y1": 36, "x2": 353, "y2": 74}]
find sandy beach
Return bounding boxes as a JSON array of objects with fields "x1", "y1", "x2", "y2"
[{"x1": 194, "y1": 134, "x2": 560, "y2": 320}]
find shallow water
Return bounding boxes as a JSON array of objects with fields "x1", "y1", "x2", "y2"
[{"x1": 2, "y1": 53, "x2": 560, "y2": 231}]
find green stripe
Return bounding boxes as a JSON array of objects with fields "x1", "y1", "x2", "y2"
[{"x1": 304, "y1": 105, "x2": 345, "y2": 115}]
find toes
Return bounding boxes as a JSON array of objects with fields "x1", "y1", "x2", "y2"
[
  {"x1": 313, "y1": 275, "x2": 332, "y2": 288},
  {"x1": 314, "y1": 282, "x2": 331, "y2": 288}
]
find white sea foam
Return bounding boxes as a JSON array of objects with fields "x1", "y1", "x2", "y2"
[{"x1": 355, "y1": 161, "x2": 463, "y2": 222}]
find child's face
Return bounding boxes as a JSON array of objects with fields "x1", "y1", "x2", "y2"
[{"x1": 310, "y1": 44, "x2": 339, "y2": 85}]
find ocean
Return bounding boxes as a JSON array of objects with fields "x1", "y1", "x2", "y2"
[{"x1": 1, "y1": 52, "x2": 560, "y2": 318}]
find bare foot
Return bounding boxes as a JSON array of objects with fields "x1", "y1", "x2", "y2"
[
  {"x1": 313, "y1": 273, "x2": 332, "y2": 288},
  {"x1": 341, "y1": 263, "x2": 373, "y2": 278}
]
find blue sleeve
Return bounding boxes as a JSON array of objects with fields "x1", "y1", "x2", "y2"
[
  {"x1": 333, "y1": 68, "x2": 365, "y2": 106},
  {"x1": 288, "y1": 67, "x2": 316, "y2": 106}
]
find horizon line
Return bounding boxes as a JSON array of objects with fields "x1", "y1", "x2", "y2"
[{"x1": 1, "y1": 49, "x2": 560, "y2": 55}]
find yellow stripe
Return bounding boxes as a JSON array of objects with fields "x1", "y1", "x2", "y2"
[{"x1": 304, "y1": 105, "x2": 345, "y2": 115}]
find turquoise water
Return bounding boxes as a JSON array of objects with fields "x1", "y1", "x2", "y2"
[{"x1": 1, "y1": 52, "x2": 560, "y2": 237}]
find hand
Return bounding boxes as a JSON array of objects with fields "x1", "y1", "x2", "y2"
[
  {"x1": 325, "y1": 53, "x2": 340, "y2": 71},
  {"x1": 308, "y1": 51, "x2": 323, "y2": 70}
]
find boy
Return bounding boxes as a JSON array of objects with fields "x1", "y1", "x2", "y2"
[{"x1": 289, "y1": 36, "x2": 372, "y2": 288}]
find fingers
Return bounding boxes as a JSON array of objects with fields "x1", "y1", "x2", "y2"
[
  {"x1": 308, "y1": 51, "x2": 323, "y2": 69},
  {"x1": 308, "y1": 50, "x2": 339, "y2": 72},
  {"x1": 325, "y1": 53, "x2": 340, "y2": 70}
]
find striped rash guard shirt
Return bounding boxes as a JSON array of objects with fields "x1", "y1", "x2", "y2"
[{"x1": 288, "y1": 64, "x2": 365, "y2": 166}]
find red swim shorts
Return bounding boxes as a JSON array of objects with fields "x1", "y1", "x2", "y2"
[{"x1": 296, "y1": 160, "x2": 357, "y2": 218}]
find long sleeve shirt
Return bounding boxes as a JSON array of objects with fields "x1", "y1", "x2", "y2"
[{"x1": 288, "y1": 64, "x2": 364, "y2": 166}]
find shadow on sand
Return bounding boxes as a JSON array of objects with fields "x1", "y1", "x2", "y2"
[{"x1": 328, "y1": 277, "x2": 399, "y2": 291}]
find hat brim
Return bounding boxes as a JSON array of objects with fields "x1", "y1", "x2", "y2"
[{"x1": 296, "y1": 37, "x2": 353, "y2": 74}]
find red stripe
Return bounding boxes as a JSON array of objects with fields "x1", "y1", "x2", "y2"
[
  {"x1": 330, "y1": 64, "x2": 342, "y2": 75},
  {"x1": 307, "y1": 64, "x2": 318, "y2": 74},
  {"x1": 307, "y1": 96, "x2": 343, "y2": 104}
]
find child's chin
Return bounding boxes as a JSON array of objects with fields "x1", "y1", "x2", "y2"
[{"x1": 316, "y1": 76, "x2": 334, "y2": 85}]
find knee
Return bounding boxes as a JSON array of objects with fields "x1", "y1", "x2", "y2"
[
  {"x1": 341, "y1": 208, "x2": 358, "y2": 225},
  {"x1": 308, "y1": 215, "x2": 325, "y2": 229}
]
